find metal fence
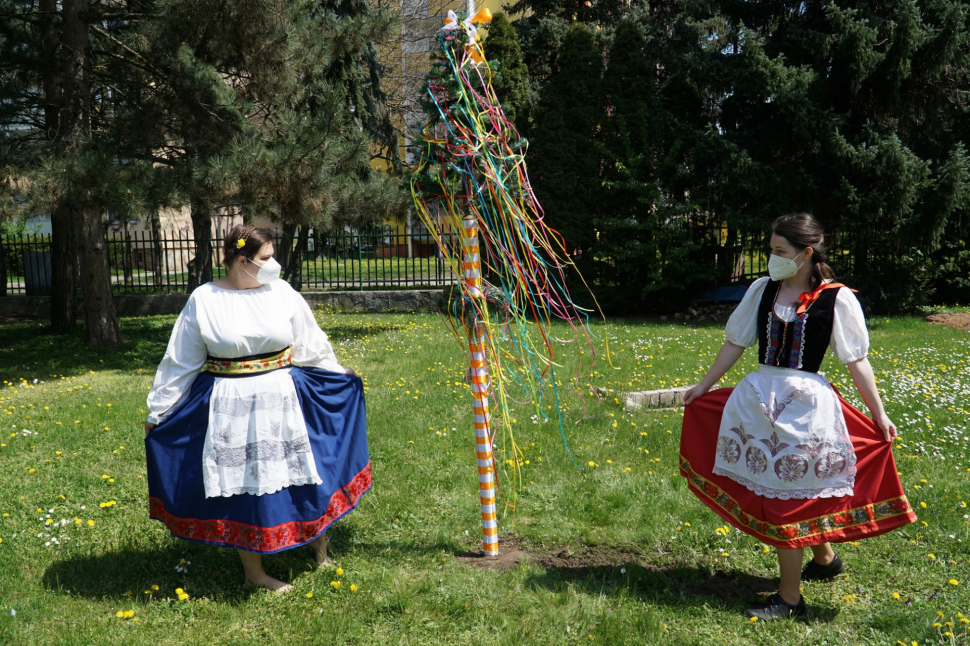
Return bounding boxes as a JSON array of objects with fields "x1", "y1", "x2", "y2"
[
  {"x1": 0, "y1": 230, "x2": 453, "y2": 296},
  {"x1": 0, "y1": 225, "x2": 854, "y2": 296}
]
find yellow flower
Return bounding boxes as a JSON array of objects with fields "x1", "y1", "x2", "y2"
[
  {"x1": 891, "y1": 592, "x2": 900, "y2": 600},
  {"x1": 330, "y1": 581, "x2": 341, "y2": 589},
  {"x1": 949, "y1": 579, "x2": 959, "y2": 586},
  {"x1": 177, "y1": 592, "x2": 189, "y2": 601},
  {"x1": 336, "y1": 568, "x2": 344, "y2": 576},
  {"x1": 87, "y1": 520, "x2": 94, "y2": 526},
  {"x1": 115, "y1": 611, "x2": 124, "y2": 618},
  {"x1": 928, "y1": 553, "x2": 936, "y2": 559},
  {"x1": 749, "y1": 616, "x2": 758, "y2": 622},
  {"x1": 306, "y1": 592, "x2": 313, "y2": 598},
  {"x1": 236, "y1": 238, "x2": 246, "y2": 248},
  {"x1": 350, "y1": 584, "x2": 358, "y2": 592},
  {"x1": 123, "y1": 610, "x2": 134, "y2": 619},
  {"x1": 920, "y1": 502, "x2": 927, "y2": 508}
]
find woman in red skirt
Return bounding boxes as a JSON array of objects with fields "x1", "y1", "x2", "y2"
[{"x1": 681, "y1": 213, "x2": 916, "y2": 620}]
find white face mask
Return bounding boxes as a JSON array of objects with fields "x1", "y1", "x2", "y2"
[
  {"x1": 242, "y1": 257, "x2": 281, "y2": 285},
  {"x1": 767, "y1": 249, "x2": 807, "y2": 281}
]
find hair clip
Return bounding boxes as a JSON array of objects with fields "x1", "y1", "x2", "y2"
[{"x1": 236, "y1": 238, "x2": 246, "y2": 249}]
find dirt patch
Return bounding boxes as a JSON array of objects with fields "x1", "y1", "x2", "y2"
[
  {"x1": 454, "y1": 534, "x2": 532, "y2": 572},
  {"x1": 685, "y1": 570, "x2": 778, "y2": 603},
  {"x1": 926, "y1": 312, "x2": 970, "y2": 332},
  {"x1": 455, "y1": 534, "x2": 647, "y2": 574}
]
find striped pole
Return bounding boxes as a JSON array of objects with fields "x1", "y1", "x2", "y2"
[{"x1": 463, "y1": 216, "x2": 498, "y2": 557}]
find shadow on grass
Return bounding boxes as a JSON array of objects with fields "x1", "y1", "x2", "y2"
[
  {"x1": 0, "y1": 311, "x2": 409, "y2": 382},
  {"x1": 0, "y1": 316, "x2": 174, "y2": 382},
  {"x1": 524, "y1": 563, "x2": 840, "y2": 623},
  {"x1": 39, "y1": 523, "x2": 374, "y2": 604}
]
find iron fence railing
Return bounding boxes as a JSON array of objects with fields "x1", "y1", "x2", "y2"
[{"x1": 0, "y1": 225, "x2": 853, "y2": 297}]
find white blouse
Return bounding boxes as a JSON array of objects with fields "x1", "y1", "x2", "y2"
[
  {"x1": 724, "y1": 276, "x2": 869, "y2": 364},
  {"x1": 146, "y1": 280, "x2": 344, "y2": 424}
]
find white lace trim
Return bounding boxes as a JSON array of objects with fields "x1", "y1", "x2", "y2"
[
  {"x1": 712, "y1": 466, "x2": 855, "y2": 500},
  {"x1": 207, "y1": 474, "x2": 323, "y2": 498}
]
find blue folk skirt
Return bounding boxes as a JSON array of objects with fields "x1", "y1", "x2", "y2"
[{"x1": 145, "y1": 368, "x2": 371, "y2": 554}]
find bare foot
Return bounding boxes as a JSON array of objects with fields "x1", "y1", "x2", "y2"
[
  {"x1": 310, "y1": 534, "x2": 330, "y2": 565},
  {"x1": 243, "y1": 573, "x2": 293, "y2": 592}
]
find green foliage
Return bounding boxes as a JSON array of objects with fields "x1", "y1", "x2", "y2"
[
  {"x1": 483, "y1": 13, "x2": 535, "y2": 131},
  {"x1": 527, "y1": 23, "x2": 604, "y2": 267},
  {"x1": 505, "y1": 0, "x2": 970, "y2": 312}
]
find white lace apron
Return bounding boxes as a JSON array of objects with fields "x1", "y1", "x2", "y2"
[
  {"x1": 201, "y1": 368, "x2": 322, "y2": 498},
  {"x1": 712, "y1": 364, "x2": 857, "y2": 499}
]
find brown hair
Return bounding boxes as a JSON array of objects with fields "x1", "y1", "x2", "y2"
[
  {"x1": 223, "y1": 224, "x2": 274, "y2": 267},
  {"x1": 771, "y1": 213, "x2": 836, "y2": 289}
]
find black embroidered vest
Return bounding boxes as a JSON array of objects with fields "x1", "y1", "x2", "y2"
[{"x1": 757, "y1": 280, "x2": 840, "y2": 374}]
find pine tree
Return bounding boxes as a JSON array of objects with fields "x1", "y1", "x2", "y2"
[
  {"x1": 483, "y1": 12, "x2": 534, "y2": 131},
  {"x1": 527, "y1": 23, "x2": 603, "y2": 269},
  {"x1": 711, "y1": 0, "x2": 970, "y2": 310}
]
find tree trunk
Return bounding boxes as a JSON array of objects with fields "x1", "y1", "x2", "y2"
[
  {"x1": 63, "y1": 0, "x2": 122, "y2": 347},
  {"x1": 49, "y1": 202, "x2": 78, "y2": 333},
  {"x1": 289, "y1": 225, "x2": 308, "y2": 291},
  {"x1": 122, "y1": 219, "x2": 133, "y2": 287},
  {"x1": 0, "y1": 243, "x2": 7, "y2": 298},
  {"x1": 75, "y1": 205, "x2": 123, "y2": 347},
  {"x1": 151, "y1": 210, "x2": 164, "y2": 290},
  {"x1": 280, "y1": 222, "x2": 296, "y2": 282},
  {"x1": 188, "y1": 196, "x2": 213, "y2": 292},
  {"x1": 40, "y1": 0, "x2": 62, "y2": 140}
]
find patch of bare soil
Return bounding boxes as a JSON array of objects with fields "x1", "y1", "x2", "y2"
[
  {"x1": 454, "y1": 534, "x2": 532, "y2": 572},
  {"x1": 685, "y1": 570, "x2": 778, "y2": 603},
  {"x1": 456, "y1": 534, "x2": 647, "y2": 574},
  {"x1": 926, "y1": 312, "x2": 970, "y2": 332}
]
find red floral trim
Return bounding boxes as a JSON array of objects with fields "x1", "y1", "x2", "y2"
[
  {"x1": 149, "y1": 463, "x2": 372, "y2": 554},
  {"x1": 681, "y1": 456, "x2": 916, "y2": 547},
  {"x1": 203, "y1": 347, "x2": 292, "y2": 376}
]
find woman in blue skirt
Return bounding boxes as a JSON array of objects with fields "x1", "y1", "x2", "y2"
[{"x1": 144, "y1": 225, "x2": 371, "y2": 590}]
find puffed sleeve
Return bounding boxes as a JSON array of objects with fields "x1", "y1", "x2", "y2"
[
  {"x1": 830, "y1": 287, "x2": 869, "y2": 363},
  {"x1": 724, "y1": 276, "x2": 770, "y2": 348},
  {"x1": 290, "y1": 292, "x2": 345, "y2": 372},
  {"x1": 146, "y1": 296, "x2": 208, "y2": 424}
]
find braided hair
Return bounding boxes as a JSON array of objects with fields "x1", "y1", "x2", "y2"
[{"x1": 223, "y1": 224, "x2": 273, "y2": 267}]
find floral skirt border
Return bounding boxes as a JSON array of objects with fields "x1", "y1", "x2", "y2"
[
  {"x1": 681, "y1": 456, "x2": 916, "y2": 548},
  {"x1": 149, "y1": 462, "x2": 372, "y2": 554}
]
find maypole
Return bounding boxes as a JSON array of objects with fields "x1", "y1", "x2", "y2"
[
  {"x1": 409, "y1": 8, "x2": 607, "y2": 557},
  {"x1": 463, "y1": 216, "x2": 498, "y2": 556}
]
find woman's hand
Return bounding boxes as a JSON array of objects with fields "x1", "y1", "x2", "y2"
[
  {"x1": 683, "y1": 383, "x2": 711, "y2": 406},
  {"x1": 874, "y1": 413, "x2": 897, "y2": 442},
  {"x1": 345, "y1": 368, "x2": 359, "y2": 378},
  {"x1": 144, "y1": 422, "x2": 156, "y2": 437}
]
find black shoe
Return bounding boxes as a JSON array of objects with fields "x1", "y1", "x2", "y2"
[
  {"x1": 801, "y1": 553, "x2": 845, "y2": 581},
  {"x1": 745, "y1": 593, "x2": 807, "y2": 621}
]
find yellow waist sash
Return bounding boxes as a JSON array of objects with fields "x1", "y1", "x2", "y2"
[{"x1": 202, "y1": 347, "x2": 292, "y2": 377}]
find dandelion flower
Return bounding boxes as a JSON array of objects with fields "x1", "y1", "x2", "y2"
[
  {"x1": 949, "y1": 579, "x2": 959, "y2": 586},
  {"x1": 891, "y1": 592, "x2": 900, "y2": 600},
  {"x1": 350, "y1": 584, "x2": 358, "y2": 592},
  {"x1": 306, "y1": 592, "x2": 313, "y2": 599},
  {"x1": 336, "y1": 568, "x2": 343, "y2": 576},
  {"x1": 749, "y1": 617, "x2": 758, "y2": 622}
]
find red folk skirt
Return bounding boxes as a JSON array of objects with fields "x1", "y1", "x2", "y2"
[{"x1": 679, "y1": 388, "x2": 917, "y2": 549}]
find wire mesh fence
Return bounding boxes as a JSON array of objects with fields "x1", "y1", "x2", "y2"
[{"x1": 0, "y1": 225, "x2": 852, "y2": 296}]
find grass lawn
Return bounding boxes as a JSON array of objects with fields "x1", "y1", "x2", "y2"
[{"x1": 0, "y1": 309, "x2": 968, "y2": 645}]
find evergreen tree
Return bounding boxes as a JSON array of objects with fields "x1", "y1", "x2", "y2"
[
  {"x1": 527, "y1": 23, "x2": 603, "y2": 270},
  {"x1": 710, "y1": 0, "x2": 970, "y2": 310},
  {"x1": 483, "y1": 12, "x2": 534, "y2": 131}
]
